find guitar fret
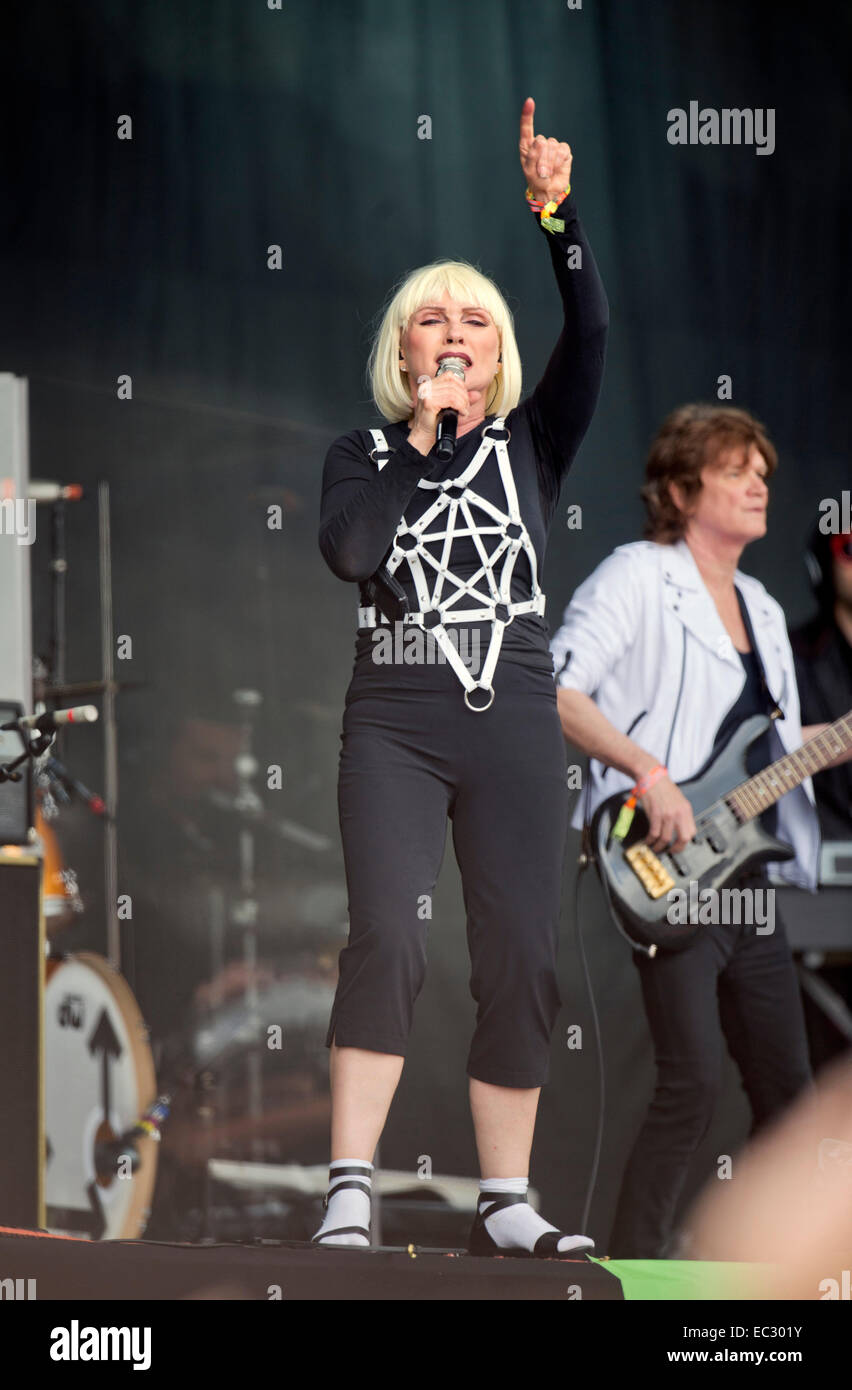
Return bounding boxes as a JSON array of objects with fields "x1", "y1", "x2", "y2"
[
  {"x1": 723, "y1": 711, "x2": 851, "y2": 823},
  {"x1": 781, "y1": 754, "x2": 800, "y2": 783},
  {"x1": 727, "y1": 790, "x2": 746, "y2": 822}
]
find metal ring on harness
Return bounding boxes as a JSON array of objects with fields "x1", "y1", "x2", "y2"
[
  {"x1": 369, "y1": 446, "x2": 392, "y2": 464},
  {"x1": 464, "y1": 683, "x2": 496, "y2": 713},
  {"x1": 482, "y1": 423, "x2": 511, "y2": 443},
  {"x1": 493, "y1": 601, "x2": 515, "y2": 628}
]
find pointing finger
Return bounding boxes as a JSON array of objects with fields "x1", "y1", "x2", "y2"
[{"x1": 519, "y1": 96, "x2": 535, "y2": 153}]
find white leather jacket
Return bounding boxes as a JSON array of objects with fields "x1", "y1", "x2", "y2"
[{"x1": 549, "y1": 538, "x2": 820, "y2": 890}]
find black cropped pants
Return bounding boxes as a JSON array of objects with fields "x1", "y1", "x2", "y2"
[{"x1": 325, "y1": 660, "x2": 569, "y2": 1088}]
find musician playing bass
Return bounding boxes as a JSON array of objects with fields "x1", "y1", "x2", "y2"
[{"x1": 550, "y1": 403, "x2": 852, "y2": 1260}]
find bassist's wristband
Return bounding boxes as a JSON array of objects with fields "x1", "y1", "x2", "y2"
[
  {"x1": 632, "y1": 764, "x2": 668, "y2": 798},
  {"x1": 611, "y1": 764, "x2": 669, "y2": 842}
]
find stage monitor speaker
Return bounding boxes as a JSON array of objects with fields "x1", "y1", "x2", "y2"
[{"x1": 0, "y1": 852, "x2": 44, "y2": 1229}]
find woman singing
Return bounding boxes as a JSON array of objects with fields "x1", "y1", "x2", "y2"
[{"x1": 315, "y1": 98, "x2": 608, "y2": 1257}]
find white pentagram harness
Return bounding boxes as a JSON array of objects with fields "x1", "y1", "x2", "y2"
[{"x1": 356, "y1": 418, "x2": 546, "y2": 711}]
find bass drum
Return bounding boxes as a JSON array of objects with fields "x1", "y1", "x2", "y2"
[{"x1": 44, "y1": 952, "x2": 158, "y2": 1239}]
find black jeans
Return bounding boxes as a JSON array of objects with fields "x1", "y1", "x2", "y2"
[{"x1": 608, "y1": 879, "x2": 813, "y2": 1258}]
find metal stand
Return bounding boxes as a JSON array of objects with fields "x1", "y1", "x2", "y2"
[
  {"x1": 231, "y1": 689, "x2": 265, "y2": 1163},
  {"x1": 98, "y1": 482, "x2": 120, "y2": 970}
]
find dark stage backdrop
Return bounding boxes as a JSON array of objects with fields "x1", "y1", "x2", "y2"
[{"x1": 1, "y1": 1, "x2": 848, "y2": 1245}]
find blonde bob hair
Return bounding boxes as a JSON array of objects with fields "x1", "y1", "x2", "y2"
[{"x1": 367, "y1": 259, "x2": 523, "y2": 424}]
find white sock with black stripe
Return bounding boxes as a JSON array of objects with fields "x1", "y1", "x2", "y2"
[
  {"x1": 478, "y1": 1177, "x2": 595, "y2": 1254},
  {"x1": 312, "y1": 1159, "x2": 373, "y2": 1247}
]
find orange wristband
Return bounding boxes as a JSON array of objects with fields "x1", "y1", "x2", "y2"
[{"x1": 632, "y1": 765, "x2": 668, "y2": 798}]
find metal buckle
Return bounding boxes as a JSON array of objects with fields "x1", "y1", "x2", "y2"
[{"x1": 464, "y1": 684, "x2": 495, "y2": 712}]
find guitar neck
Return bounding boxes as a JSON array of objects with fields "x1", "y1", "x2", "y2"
[{"x1": 726, "y1": 710, "x2": 852, "y2": 823}]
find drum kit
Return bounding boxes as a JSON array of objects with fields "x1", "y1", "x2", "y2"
[
  {"x1": 0, "y1": 668, "x2": 165, "y2": 1240},
  {"x1": 1, "y1": 479, "x2": 344, "y2": 1244},
  {"x1": 8, "y1": 682, "x2": 345, "y2": 1244}
]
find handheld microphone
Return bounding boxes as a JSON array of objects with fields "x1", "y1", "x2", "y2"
[
  {"x1": 434, "y1": 356, "x2": 468, "y2": 461},
  {"x1": 8, "y1": 705, "x2": 99, "y2": 732}
]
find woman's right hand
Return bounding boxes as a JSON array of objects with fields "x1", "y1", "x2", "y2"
[{"x1": 408, "y1": 371, "x2": 474, "y2": 453}]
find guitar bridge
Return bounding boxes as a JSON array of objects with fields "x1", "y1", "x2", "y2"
[{"x1": 624, "y1": 844, "x2": 676, "y2": 900}]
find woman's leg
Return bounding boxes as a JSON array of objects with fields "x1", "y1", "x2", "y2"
[
  {"x1": 452, "y1": 677, "x2": 591, "y2": 1252},
  {"x1": 315, "y1": 691, "x2": 454, "y2": 1244},
  {"x1": 469, "y1": 1078, "x2": 540, "y2": 1178},
  {"x1": 312, "y1": 1045, "x2": 405, "y2": 1248},
  {"x1": 467, "y1": 1082, "x2": 594, "y2": 1256},
  {"x1": 330, "y1": 1044, "x2": 405, "y2": 1161},
  {"x1": 450, "y1": 680, "x2": 568, "y2": 1092}
]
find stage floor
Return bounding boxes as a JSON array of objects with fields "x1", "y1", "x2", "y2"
[{"x1": 0, "y1": 1227, "x2": 789, "y2": 1300}]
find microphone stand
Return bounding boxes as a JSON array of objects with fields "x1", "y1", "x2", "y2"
[
  {"x1": 0, "y1": 725, "x2": 55, "y2": 783},
  {"x1": 98, "y1": 481, "x2": 121, "y2": 970}
]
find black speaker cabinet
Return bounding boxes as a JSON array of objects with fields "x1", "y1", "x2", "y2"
[
  {"x1": 0, "y1": 852, "x2": 44, "y2": 1229},
  {"x1": 0, "y1": 701, "x2": 33, "y2": 846}
]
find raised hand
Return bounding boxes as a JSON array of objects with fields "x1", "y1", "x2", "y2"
[{"x1": 519, "y1": 96, "x2": 573, "y2": 204}]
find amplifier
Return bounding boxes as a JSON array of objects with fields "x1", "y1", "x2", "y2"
[
  {"x1": 0, "y1": 852, "x2": 44, "y2": 1228},
  {"x1": 0, "y1": 700, "x2": 33, "y2": 846},
  {"x1": 778, "y1": 886, "x2": 852, "y2": 954},
  {"x1": 820, "y1": 840, "x2": 852, "y2": 887}
]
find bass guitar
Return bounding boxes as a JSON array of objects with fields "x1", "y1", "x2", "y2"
[{"x1": 592, "y1": 709, "x2": 851, "y2": 954}]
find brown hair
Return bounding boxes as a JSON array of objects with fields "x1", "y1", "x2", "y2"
[{"x1": 641, "y1": 404, "x2": 778, "y2": 543}]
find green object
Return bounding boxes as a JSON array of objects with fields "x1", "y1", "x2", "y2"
[
  {"x1": 611, "y1": 800, "x2": 636, "y2": 840},
  {"x1": 541, "y1": 216, "x2": 565, "y2": 233},
  {"x1": 588, "y1": 1258, "x2": 771, "y2": 1301}
]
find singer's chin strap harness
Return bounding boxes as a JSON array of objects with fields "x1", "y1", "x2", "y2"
[{"x1": 357, "y1": 418, "x2": 546, "y2": 711}]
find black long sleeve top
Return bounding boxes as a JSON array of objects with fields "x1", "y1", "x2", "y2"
[{"x1": 319, "y1": 192, "x2": 609, "y2": 687}]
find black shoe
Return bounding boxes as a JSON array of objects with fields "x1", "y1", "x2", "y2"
[
  {"x1": 311, "y1": 1175, "x2": 371, "y2": 1247},
  {"x1": 467, "y1": 1192, "x2": 595, "y2": 1260}
]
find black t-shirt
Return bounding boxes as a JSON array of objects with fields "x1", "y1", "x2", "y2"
[
  {"x1": 710, "y1": 590, "x2": 779, "y2": 835},
  {"x1": 318, "y1": 193, "x2": 608, "y2": 689}
]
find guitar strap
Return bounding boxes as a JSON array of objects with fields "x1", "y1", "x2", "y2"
[{"x1": 734, "y1": 587, "x2": 785, "y2": 721}]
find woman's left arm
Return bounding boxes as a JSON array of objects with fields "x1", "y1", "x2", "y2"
[{"x1": 518, "y1": 98, "x2": 609, "y2": 494}]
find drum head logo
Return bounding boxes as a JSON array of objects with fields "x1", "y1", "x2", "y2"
[{"x1": 58, "y1": 993, "x2": 85, "y2": 1028}]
